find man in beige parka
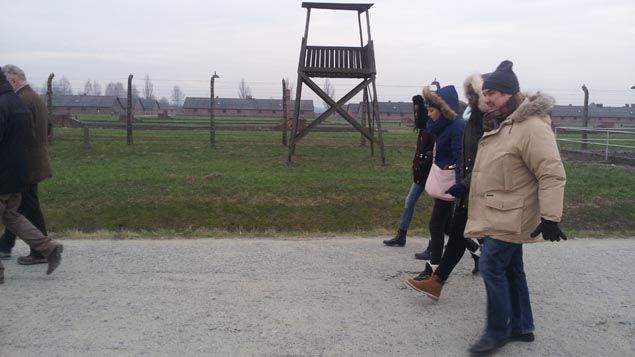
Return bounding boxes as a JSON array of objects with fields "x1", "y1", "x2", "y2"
[{"x1": 464, "y1": 60, "x2": 567, "y2": 356}]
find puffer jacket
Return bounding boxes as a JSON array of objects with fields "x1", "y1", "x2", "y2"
[
  {"x1": 423, "y1": 86, "x2": 464, "y2": 181},
  {"x1": 456, "y1": 73, "x2": 488, "y2": 209},
  {"x1": 464, "y1": 93, "x2": 566, "y2": 244},
  {"x1": 411, "y1": 95, "x2": 435, "y2": 184}
]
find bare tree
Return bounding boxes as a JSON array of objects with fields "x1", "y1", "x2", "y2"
[
  {"x1": 322, "y1": 79, "x2": 335, "y2": 109},
  {"x1": 105, "y1": 82, "x2": 127, "y2": 98},
  {"x1": 143, "y1": 74, "x2": 154, "y2": 99},
  {"x1": 92, "y1": 80, "x2": 102, "y2": 95},
  {"x1": 53, "y1": 76, "x2": 73, "y2": 95},
  {"x1": 39, "y1": 81, "x2": 48, "y2": 95},
  {"x1": 284, "y1": 77, "x2": 294, "y2": 94},
  {"x1": 158, "y1": 97, "x2": 170, "y2": 108},
  {"x1": 238, "y1": 79, "x2": 252, "y2": 99},
  {"x1": 105, "y1": 82, "x2": 117, "y2": 96},
  {"x1": 171, "y1": 85, "x2": 184, "y2": 106},
  {"x1": 131, "y1": 84, "x2": 140, "y2": 99},
  {"x1": 84, "y1": 80, "x2": 94, "y2": 95}
]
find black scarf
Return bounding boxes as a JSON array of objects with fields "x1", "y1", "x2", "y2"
[{"x1": 482, "y1": 93, "x2": 525, "y2": 132}]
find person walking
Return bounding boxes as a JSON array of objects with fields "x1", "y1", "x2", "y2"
[
  {"x1": 383, "y1": 95, "x2": 434, "y2": 247},
  {"x1": 0, "y1": 64, "x2": 53, "y2": 265},
  {"x1": 405, "y1": 73, "x2": 487, "y2": 299},
  {"x1": 0, "y1": 68, "x2": 63, "y2": 284},
  {"x1": 463, "y1": 61, "x2": 567, "y2": 355},
  {"x1": 412, "y1": 85, "x2": 464, "y2": 278}
]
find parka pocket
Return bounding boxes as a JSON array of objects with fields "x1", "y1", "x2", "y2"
[{"x1": 483, "y1": 192, "x2": 524, "y2": 234}]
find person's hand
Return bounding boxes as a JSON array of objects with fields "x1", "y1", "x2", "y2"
[
  {"x1": 445, "y1": 183, "x2": 467, "y2": 198},
  {"x1": 530, "y1": 218, "x2": 567, "y2": 242}
]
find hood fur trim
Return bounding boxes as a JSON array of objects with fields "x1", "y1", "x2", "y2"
[
  {"x1": 507, "y1": 93, "x2": 555, "y2": 123},
  {"x1": 422, "y1": 86, "x2": 458, "y2": 120},
  {"x1": 463, "y1": 73, "x2": 489, "y2": 113}
]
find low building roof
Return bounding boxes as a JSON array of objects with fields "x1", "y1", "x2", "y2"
[
  {"x1": 47, "y1": 95, "x2": 124, "y2": 108},
  {"x1": 552, "y1": 104, "x2": 635, "y2": 119},
  {"x1": 347, "y1": 101, "x2": 412, "y2": 114},
  {"x1": 183, "y1": 97, "x2": 314, "y2": 111},
  {"x1": 139, "y1": 98, "x2": 160, "y2": 110}
]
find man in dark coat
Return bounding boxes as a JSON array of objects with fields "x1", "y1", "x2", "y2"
[
  {"x1": 0, "y1": 64, "x2": 53, "y2": 264},
  {"x1": 0, "y1": 68, "x2": 63, "y2": 284}
]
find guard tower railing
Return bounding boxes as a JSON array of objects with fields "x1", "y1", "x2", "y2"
[{"x1": 302, "y1": 43, "x2": 376, "y2": 78}]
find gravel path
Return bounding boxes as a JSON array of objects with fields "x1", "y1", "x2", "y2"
[{"x1": 1, "y1": 237, "x2": 634, "y2": 356}]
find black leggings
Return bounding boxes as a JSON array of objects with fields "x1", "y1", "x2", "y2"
[
  {"x1": 435, "y1": 206, "x2": 480, "y2": 281},
  {"x1": 428, "y1": 199, "x2": 453, "y2": 264}
]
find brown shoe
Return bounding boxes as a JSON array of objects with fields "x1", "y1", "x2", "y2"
[
  {"x1": 404, "y1": 275, "x2": 444, "y2": 301},
  {"x1": 17, "y1": 254, "x2": 47, "y2": 265}
]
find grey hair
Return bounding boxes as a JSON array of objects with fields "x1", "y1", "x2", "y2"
[{"x1": 1, "y1": 64, "x2": 27, "y2": 82}]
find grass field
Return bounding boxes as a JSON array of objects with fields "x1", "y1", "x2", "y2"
[{"x1": 40, "y1": 123, "x2": 635, "y2": 238}]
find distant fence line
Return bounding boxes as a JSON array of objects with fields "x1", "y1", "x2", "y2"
[{"x1": 555, "y1": 126, "x2": 635, "y2": 165}]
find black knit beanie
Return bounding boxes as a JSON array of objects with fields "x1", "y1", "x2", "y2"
[{"x1": 482, "y1": 60, "x2": 519, "y2": 94}]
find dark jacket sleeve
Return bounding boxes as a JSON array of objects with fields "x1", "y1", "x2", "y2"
[
  {"x1": 412, "y1": 130, "x2": 434, "y2": 184},
  {"x1": 451, "y1": 122, "x2": 464, "y2": 181},
  {"x1": 0, "y1": 100, "x2": 6, "y2": 139}
]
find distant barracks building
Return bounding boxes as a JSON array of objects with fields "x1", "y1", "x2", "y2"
[
  {"x1": 46, "y1": 95, "x2": 161, "y2": 115},
  {"x1": 346, "y1": 101, "x2": 413, "y2": 125},
  {"x1": 550, "y1": 103, "x2": 635, "y2": 127},
  {"x1": 182, "y1": 97, "x2": 315, "y2": 119}
]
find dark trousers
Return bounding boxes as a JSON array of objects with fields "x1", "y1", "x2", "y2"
[
  {"x1": 479, "y1": 237, "x2": 535, "y2": 340},
  {"x1": 435, "y1": 206, "x2": 479, "y2": 281},
  {"x1": 0, "y1": 183, "x2": 47, "y2": 258},
  {"x1": 428, "y1": 199, "x2": 453, "y2": 264}
]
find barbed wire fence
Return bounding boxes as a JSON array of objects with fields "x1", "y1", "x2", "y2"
[
  {"x1": 29, "y1": 75, "x2": 635, "y2": 107},
  {"x1": 34, "y1": 72, "x2": 635, "y2": 153}
]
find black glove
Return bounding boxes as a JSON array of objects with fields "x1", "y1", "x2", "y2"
[
  {"x1": 446, "y1": 183, "x2": 468, "y2": 198},
  {"x1": 530, "y1": 218, "x2": 567, "y2": 242}
]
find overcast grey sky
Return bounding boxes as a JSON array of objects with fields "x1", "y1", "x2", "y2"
[{"x1": 3, "y1": 0, "x2": 634, "y2": 107}]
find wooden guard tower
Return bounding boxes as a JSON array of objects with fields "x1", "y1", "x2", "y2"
[{"x1": 288, "y1": 2, "x2": 385, "y2": 164}]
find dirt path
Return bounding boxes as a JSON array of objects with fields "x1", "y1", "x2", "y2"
[{"x1": 1, "y1": 237, "x2": 633, "y2": 356}]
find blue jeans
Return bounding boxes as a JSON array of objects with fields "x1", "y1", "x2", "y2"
[
  {"x1": 479, "y1": 237, "x2": 535, "y2": 340},
  {"x1": 398, "y1": 182, "x2": 425, "y2": 231}
]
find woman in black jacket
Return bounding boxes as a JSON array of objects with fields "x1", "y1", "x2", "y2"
[{"x1": 382, "y1": 95, "x2": 435, "y2": 247}]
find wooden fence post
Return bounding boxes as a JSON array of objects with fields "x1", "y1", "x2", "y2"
[
  {"x1": 83, "y1": 126, "x2": 91, "y2": 149},
  {"x1": 282, "y1": 79, "x2": 289, "y2": 146},
  {"x1": 210, "y1": 71, "x2": 219, "y2": 147},
  {"x1": 47, "y1": 73, "x2": 54, "y2": 144},
  {"x1": 127, "y1": 74, "x2": 134, "y2": 145},
  {"x1": 582, "y1": 84, "x2": 589, "y2": 150}
]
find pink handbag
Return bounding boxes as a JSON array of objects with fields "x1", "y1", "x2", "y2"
[
  {"x1": 425, "y1": 164, "x2": 456, "y2": 201},
  {"x1": 425, "y1": 145, "x2": 456, "y2": 201}
]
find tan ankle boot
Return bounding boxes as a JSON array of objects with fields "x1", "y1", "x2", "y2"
[{"x1": 404, "y1": 275, "x2": 444, "y2": 301}]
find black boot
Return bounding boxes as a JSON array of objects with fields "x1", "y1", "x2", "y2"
[
  {"x1": 383, "y1": 229, "x2": 406, "y2": 247},
  {"x1": 413, "y1": 261, "x2": 434, "y2": 281},
  {"x1": 469, "y1": 334, "x2": 508, "y2": 355},
  {"x1": 414, "y1": 245, "x2": 431, "y2": 260}
]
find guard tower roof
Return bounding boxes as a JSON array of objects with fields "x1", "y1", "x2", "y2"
[{"x1": 302, "y1": 2, "x2": 373, "y2": 12}]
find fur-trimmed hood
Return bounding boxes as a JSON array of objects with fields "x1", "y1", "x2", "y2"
[
  {"x1": 422, "y1": 85, "x2": 459, "y2": 120},
  {"x1": 507, "y1": 93, "x2": 555, "y2": 124},
  {"x1": 462, "y1": 73, "x2": 489, "y2": 113}
]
